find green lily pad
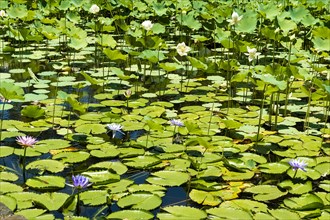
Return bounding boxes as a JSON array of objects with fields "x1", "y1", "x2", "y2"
[
  {"x1": 26, "y1": 159, "x2": 66, "y2": 174},
  {"x1": 52, "y1": 151, "x2": 90, "y2": 163},
  {"x1": 189, "y1": 189, "x2": 222, "y2": 206},
  {"x1": 82, "y1": 170, "x2": 120, "y2": 184},
  {"x1": 146, "y1": 171, "x2": 190, "y2": 186},
  {"x1": 0, "y1": 195, "x2": 16, "y2": 211},
  {"x1": 88, "y1": 161, "x2": 128, "y2": 175},
  {"x1": 124, "y1": 156, "x2": 161, "y2": 169},
  {"x1": 207, "y1": 207, "x2": 253, "y2": 220},
  {"x1": 75, "y1": 123, "x2": 107, "y2": 134},
  {"x1": 278, "y1": 180, "x2": 312, "y2": 195},
  {"x1": 283, "y1": 193, "x2": 324, "y2": 211},
  {"x1": 0, "y1": 146, "x2": 15, "y2": 157},
  {"x1": 34, "y1": 192, "x2": 69, "y2": 211},
  {"x1": 107, "y1": 210, "x2": 154, "y2": 220},
  {"x1": 26, "y1": 175, "x2": 65, "y2": 190},
  {"x1": 244, "y1": 185, "x2": 287, "y2": 201},
  {"x1": 80, "y1": 190, "x2": 109, "y2": 206},
  {"x1": 0, "y1": 171, "x2": 19, "y2": 182},
  {"x1": 259, "y1": 162, "x2": 290, "y2": 174},
  {"x1": 15, "y1": 209, "x2": 47, "y2": 219},
  {"x1": 117, "y1": 192, "x2": 162, "y2": 210},
  {"x1": 158, "y1": 206, "x2": 207, "y2": 220},
  {"x1": 0, "y1": 182, "x2": 23, "y2": 193},
  {"x1": 269, "y1": 209, "x2": 300, "y2": 220}
]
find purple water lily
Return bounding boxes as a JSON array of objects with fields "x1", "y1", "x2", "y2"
[
  {"x1": 170, "y1": 119, "x2": 184, "y2": 127},
  {"x1": 72, "y1": 175, "x2": 91, "y2": 189},
  {"x1": 289, "y1": 159, "x2": 307, "y2": 172}
]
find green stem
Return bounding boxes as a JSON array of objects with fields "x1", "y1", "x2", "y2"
[
  {"x1": 0, "y1": 100, "x2": 6, "y2": 145},
  {"x1": 76, "y1": 190, "x2": 81, "y2": 216},
  {"x1": 22, "y1": 147, "x2": 27, "y2": 182},
  {"x1": 207, "y1": 102, "x2": 215, "y2": 135},
  {"x1": 256, "y1": 84, "x2": 267, "y2": 144}
]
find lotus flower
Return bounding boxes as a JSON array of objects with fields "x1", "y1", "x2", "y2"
[
  {"x1": 0, "y1": 10, "x2": 7, "y2": 17},
  {"x1": 141, "y1": 20, "x2": 153, "y2": 31},
  {"x1": 170, "y1": 119, "x2": 184, "y2": 127},
  {"x1": 176, "y1": 42, "x2": 191, "y2": 56},
  {"x1": 16, "y1": 136, "x2": 38, "y2": 148},
  {"x1": 227, "y1": 11, "x2": 243, "y2": 25},
  {"x1": 89, "y1": 4, "x2": 100, "y2": 14},
  {"x1": 245, "y1": 46, "x2": 261, "y2": 62},
  {"x1": 289, "y1": 159, "x2": 307, "y2": 172}
]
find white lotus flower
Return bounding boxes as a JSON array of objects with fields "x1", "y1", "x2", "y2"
[
  {"x1": 176, "y1": 42, "x2": 191, "y2": 56},
  {"x1": 141, "y1": 20, "x2": 153, "y2": 31},
  {"x1": 0, "y1": 10, "x2": 7, "y2": 17},
  {"x1": 89, "y1": 4, "x2": 100, "y2": 14},
  {"x1": 245, "y1": 46, "x2": 261, "y2": 62},
  {"x1": 227, "y1": 11, "x2": 243, "y2": 25}
]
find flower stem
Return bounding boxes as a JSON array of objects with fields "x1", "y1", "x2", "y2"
[
  {"x1": 256, "y1": 84, "x2": 267, "y2": 144},
  {"x1": 22, "y1": 147, "x2": 27, "y2": 182}
]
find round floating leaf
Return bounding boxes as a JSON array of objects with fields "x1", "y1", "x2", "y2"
[
  {"x1": 269, "y1": 208, "x2": 300, "y2": 219},
  {"x1": 75, "y1": 123, "x2": 107, "y2": 134},
  {"x1": 107, "y1": 210, "x2": 154, "y2": 220},
  {"x1": 259, "y1": 162, "x2": 290, "y2": 174},
  {"x1": 314, "y1": 162, "x2": 330, "y2": 177},
  {"x1": 0, "y1": 182, "x2": 23, "y2": 193},
  {"x1": 106, "y1": 179, "x2": 134, "y2": 194},
  {"x1": 244, "y1": 185, "x2": 287, "y2": 201},
  {"x1": 0, "y1": 195, "x2": 16, "y2": 211},
  {"x1": 207, "y1": 207, "x2": 253, "y2": 220},
  {"x1": 53, "y1": 151, "x2": 90, "y2": 163},
  {"x1": 283, "y1": 193, "x2": 324, "y2": 211},
  {"x1": 220, "y1": 199, "x2": 269, "y2": 213},
  {"x1": 26, "y1": 159, "x2": 65, "y2": 173},
  {"x1": 0, "y1": 171, "x2": 19, "y2": 182},
  {"x1": 158, "y1": 206, "x2": 207, "y2": 220},
  {"x1": 82, "y1": 170, "x2": 120, "y2": 184},
  {"x1": 14, "y1": 209, "x2": 46, "y2": 219},
  {"x1": 146, "y1": 171, "x2": 190, "y2": 186},
  {"x1": 21, "y1": 105, "x2": 45, "y2": 119},
  {"x1": 278, "y1": 180, "x2": 312, "y2": 195},
  {"x1": 37, "y1": 139, "x2": 71, "y2": 150},
  {"x1": 88, "y1": 161, "x2": 128, "y2": 175},
  {"x1": 124, "y1": 156, "x2": 161, "y2": 169},
  {"x1": 90, "y1": 146, "x2": 120, "y2": 158},
  {"x1": 319, "y1": 180, "x2": 330, "y2": 192},
  {"x1": 222, "y1": 170, "x2": 255, "y2": 181},
  {"x1": 80, "y1": 190, "x2": 109, "y2": 206},
  {"x1": 26, "y1": 176, "x2": 65, "y2": 190},
  {"x1": 189, "y1": 189, "x2": 221, "y2": 206},
  {"x1": 117, "y1": 192, "x2": 162, "y2": 210},
  {"x1": 34, "y1": 192, "x2": 69, "y2": 211},
  {"x1": 0, "y1": 146, "x2": 15, "y2": 157}
]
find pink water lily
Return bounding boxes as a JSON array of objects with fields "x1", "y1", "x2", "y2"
[{"x1": 16, "y1": 136, "x2": 38, "y2": 148}]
